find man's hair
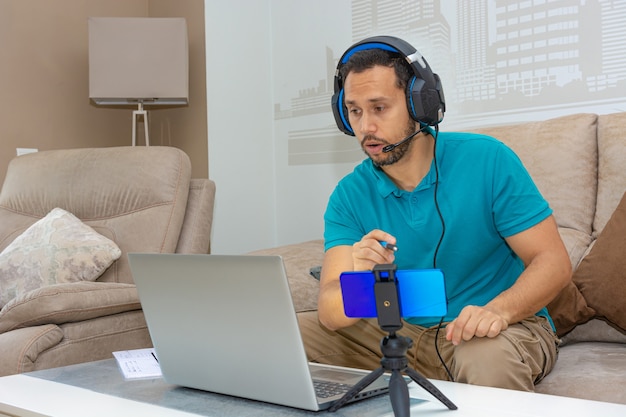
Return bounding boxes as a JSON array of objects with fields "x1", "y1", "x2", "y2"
[{"x1": 339, "y1": 48, "x2": 413, "y2": 91}]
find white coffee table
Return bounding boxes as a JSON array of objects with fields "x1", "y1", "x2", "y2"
[{"x1": 0, "y1": 359, "x2": 624, "y2": 417}]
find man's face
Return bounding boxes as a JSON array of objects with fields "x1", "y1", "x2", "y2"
[{"x1": 343, "y1": 65, "x2": 416, "y2": 167}]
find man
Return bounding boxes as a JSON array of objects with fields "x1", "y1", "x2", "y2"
[{"x1": 298, "y1": 36, "x2": 571, "y2": 391}]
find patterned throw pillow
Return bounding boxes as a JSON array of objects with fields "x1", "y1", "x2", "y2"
[{"x1": 0, "y1": 208, "x2": 122, "y2": 308}]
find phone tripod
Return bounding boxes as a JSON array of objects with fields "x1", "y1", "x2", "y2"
[{"x1": 329, "y1": 264, "x2": 457, "y2": 416}]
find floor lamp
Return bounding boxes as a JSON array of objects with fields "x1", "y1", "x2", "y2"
[{"x1": 88, "y1": 17, "x2": 189, "y2": 146}]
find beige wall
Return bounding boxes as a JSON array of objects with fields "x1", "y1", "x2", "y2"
[
  {"x1": 0, "y1": 0, "x2": 207, "y2": 186},
  {"x1": 146, "y1": 0, "x2": 207, "y2": 174}
]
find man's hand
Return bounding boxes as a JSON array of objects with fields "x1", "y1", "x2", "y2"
[
  {"x1": 351, "y1": 229, "x2": 397, "y2": 271},
  {"x1": 318, "y1": 229, "x2": 397, "y2": 331},
  {"x1": 445, "y1": 305, "x2": 509, "y2": 345}
]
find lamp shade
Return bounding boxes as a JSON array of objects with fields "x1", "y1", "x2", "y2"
[{"x1": 89, "y1": 17, "x2": 189, "y2": 105}]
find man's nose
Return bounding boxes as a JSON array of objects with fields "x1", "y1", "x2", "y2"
[{"x1": 358, "y1": 112, "x2": 376, "y2": 136}]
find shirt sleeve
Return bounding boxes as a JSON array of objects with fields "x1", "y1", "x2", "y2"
[
  {"x1": 323, "y1": 183, "x2": 364, "y2": 251},
  {"x1": 490, "y1": 144, "x2": 552, "y2": 238}
]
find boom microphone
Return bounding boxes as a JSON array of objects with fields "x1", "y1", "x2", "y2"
[{"x1": 382, "y1": 125, "x2": 428, "y2": 153}]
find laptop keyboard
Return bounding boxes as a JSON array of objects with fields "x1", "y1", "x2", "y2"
[{"x1": 313, "y1": 380, "x2": 351, "y2": 398}]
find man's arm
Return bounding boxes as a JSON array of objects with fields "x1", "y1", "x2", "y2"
[
  {"x1": 318, "y1": 230, "x2": 397, "y2": 331},
  {"x1": 446, "y1": 215, "x2": 572, "y2": 345}
]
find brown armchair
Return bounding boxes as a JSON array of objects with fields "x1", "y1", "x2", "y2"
[{"x1": 0, "y1": 146, "x2": 215, "y2": 376}]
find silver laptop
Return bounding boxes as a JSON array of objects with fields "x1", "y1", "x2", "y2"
[{"x1": 128, "y1": 253, "x2": 390, "y2": 411}]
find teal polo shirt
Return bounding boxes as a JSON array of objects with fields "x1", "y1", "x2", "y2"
[{"x1": 324, "y1": 131, "x2": 554, "y2": 328}]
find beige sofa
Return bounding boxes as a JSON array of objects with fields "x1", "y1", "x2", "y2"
[
  {"x1": 251, "y1": 112, "x2": 626, "y2": 404},
  {"x1": 0, "y1": 146, "x2": 215, "y2": 376}
]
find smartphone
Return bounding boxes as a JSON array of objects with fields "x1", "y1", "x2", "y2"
[{"x1": 339, "y1": 269, "x2": 447, "y2": 318}]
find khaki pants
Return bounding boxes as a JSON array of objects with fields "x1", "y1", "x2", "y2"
[{"x1": 297, "y1": 311, "x2": 560, "y2": 391}]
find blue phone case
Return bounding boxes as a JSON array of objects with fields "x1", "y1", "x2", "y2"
[{"x1": 339, "y1": 269, "x2": 447, "y2": 318}]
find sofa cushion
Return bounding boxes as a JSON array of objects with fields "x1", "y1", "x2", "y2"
[
  {"x1": 534, "y1": 341, "x2": 626, "y2": 404},
  {"x1": 562, "y1": 319, "x2": 626, "y2": 346},
  {"x1": 573, "y1": 191, "x2": 626, "y2": 333},
  {"x1": 557, "y1": 227, "x2": 593, "y2": 271},
  {"x1": 0, "y1": 208, "x2": 121, "y2": 308},
  {"x1": 0, "y1": 281, "x2": 141, "y2": 334},
  {"x1": 595, "y1": 112, "x2": 626, "y2": 235}
]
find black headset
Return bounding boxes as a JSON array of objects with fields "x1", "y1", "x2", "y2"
[{"x1": 331, "y1": 36, "x2": 446, "y2": 136}]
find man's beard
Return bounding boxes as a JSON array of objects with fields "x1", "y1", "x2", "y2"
[{"x1": 361, "y1": 121, "x2": 417, "y2": 168}]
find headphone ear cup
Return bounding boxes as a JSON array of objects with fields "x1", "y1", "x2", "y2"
[
  {"x1": 407, "y1": 75, "x2": 445, "y2": 126},
  {"x1": 433, "y1": 73, "x2": 446, "y2": 119},
  {"x1": 331, "y1": 89, "x2": 355, "y2": 136},
  {"x1": 406, "y1": 76, "x2": 426, "y2": 123}
]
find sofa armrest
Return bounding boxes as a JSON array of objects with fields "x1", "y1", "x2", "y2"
[
  {"x1": 247, "y1": 239, "x2": 324, "y2": 312},
  {"x1": 0, "y1": 324, "x2": 64, "y2": 375},
  {"x1": 0, "y1": 282, "x2": 141, "y2": 334}
]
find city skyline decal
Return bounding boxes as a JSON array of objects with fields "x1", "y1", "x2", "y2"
[{"x1": 276, "y1": 0, "x2": 626, "y2": 165}]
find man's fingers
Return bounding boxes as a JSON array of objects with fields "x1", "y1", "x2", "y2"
[{"x1": 446, "y1": 306, "x2": 508, "y2": 345}]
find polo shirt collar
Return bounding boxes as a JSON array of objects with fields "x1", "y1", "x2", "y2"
[{"x1": 370, "y1": 134, "x2": 445, "y2": 198}]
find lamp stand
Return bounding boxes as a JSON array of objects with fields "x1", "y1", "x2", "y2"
[{"x1": 132, "y1": 102, "x2": 150, "y2": 146}]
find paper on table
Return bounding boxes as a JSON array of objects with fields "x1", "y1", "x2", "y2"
[{"x1": 112, "y1": 348, "x2": 163, "y2": 379}]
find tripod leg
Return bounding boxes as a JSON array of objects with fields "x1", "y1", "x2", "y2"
[
  {"x1": 389, "y1": 370, "x2": 410, "y2": 417},
  {"x1": 328, "y1": 367, "x2": 385, "y2": 412},
  {"x1": 403, "y1": 367, "x2": 457, "y2": 410}
]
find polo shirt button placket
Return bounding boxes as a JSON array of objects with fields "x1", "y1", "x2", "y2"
[{"x1": 410, "y1": 194, "x2": 422, "y2": 226}]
